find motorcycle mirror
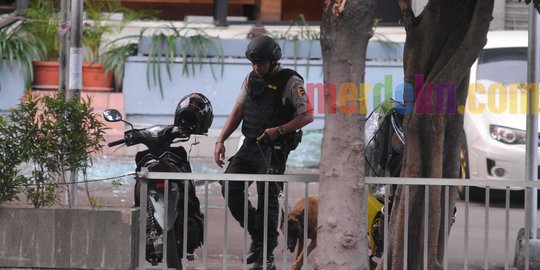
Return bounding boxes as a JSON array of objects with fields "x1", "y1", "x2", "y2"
[{"x1": 103, "y1": 109, "x2": 123, "y2": 122}]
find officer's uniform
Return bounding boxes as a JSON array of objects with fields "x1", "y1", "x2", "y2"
[{"x1": 221, "y1": 63, "x2": 309, "y2": 251}]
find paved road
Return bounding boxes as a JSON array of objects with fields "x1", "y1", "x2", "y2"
[{"x1": 448, "y1": 195, "x2": 540, "y2": 270}]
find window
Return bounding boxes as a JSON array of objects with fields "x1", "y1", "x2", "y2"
[{"x1": 476, "y1": 47, "x2": 527, "y2": 84}]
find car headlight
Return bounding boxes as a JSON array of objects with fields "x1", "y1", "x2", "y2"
[{"x1": 489, "y1": 125, "x2": 526, "y2": 144}]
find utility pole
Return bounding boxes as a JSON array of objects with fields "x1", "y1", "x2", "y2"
[
  {"x1": 68, "y1": 0, "x2": 83, "y2": 100},
  {"x1": 59, "y1": 0, "x2": 70, "y2": 91},
  {"x1": 67, "y1": 0, "x2": 83, "y2": 206},
  {"x1": 517, "y1": 4, "x2": 540, "y2": 269}
]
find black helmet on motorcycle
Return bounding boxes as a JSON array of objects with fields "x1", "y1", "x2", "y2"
[
  {"x1": 174, "y1": 93, "x2": 213, "y2": 134},
  {"x1": 245, "y1": 35, "x2": 281, "y2": 63}
]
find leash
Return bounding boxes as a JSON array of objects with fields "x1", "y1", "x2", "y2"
[
  {"x1": 257, "y1": 140, "x2": 292, "y2": 230},
  {"x1": 256, "y1": 139, "x2": 276, "y2": 175}
]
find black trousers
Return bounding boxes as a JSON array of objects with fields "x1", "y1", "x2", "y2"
[{"x1": 220, "y1": 139, "x2": 289, "y2": 245}]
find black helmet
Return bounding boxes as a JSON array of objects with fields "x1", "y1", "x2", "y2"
[
  {"x1": 245, "y1": 35, "x2": 281, "y2": 63},
  {"x1": 174, "y1": 93, "x2": 213, "y2": 134}
]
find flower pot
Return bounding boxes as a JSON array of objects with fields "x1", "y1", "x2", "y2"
[
  {"x1": 32, "y1": 61, "x2": 59, "y2": 90},
  {"x1": 82, "y1": 63, "x2": 113, "y2": 92},
  {"x1": 32, "y1": 61, "x2": 114, "y2": 92}
]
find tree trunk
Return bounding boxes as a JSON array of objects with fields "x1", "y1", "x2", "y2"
[
  {"x1": 316, "y1": 1, "x2": 376, "y2": 269},
  {"x1": 378, "y1": 0, "x2": 494, "y2": 269}
]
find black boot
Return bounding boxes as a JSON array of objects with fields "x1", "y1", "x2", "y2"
[
  {"x1": 249, "y1": 237, "x2": 277, "y2": 270},
  {"x1": 249, "y1": 254, "x2": 276, "y2": 270},
  {"x1": 246, "y1": 240, "x2": 262, "y2": 264}
]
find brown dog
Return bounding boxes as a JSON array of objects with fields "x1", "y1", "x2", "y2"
[{"x1": 282, "y1": 196, "x2": 319, "y2": 270}]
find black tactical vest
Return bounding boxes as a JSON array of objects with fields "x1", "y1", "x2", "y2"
[{"x1": 242, "y1": 68, "x2": 303, "y2": 139}]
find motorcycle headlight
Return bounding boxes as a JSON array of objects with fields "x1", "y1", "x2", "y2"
[{"x1": 489, "y1": 125, "x2": 526, "y2": 144}]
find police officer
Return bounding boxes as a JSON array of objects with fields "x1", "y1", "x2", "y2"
[{"x1": 214, "y1": 35, "x2": 313, "y2": 270}]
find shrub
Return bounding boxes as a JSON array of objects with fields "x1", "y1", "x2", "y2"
[{"x1": 0, "y1": 91, "x2": 106, "y2": 208}]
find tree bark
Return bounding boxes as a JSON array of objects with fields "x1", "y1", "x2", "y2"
[
  {"x1": 316, "y1": 0, "x2": 376, "y2": 269},
  {"x1": 378, "y1": 0, "x2": 494, "y2": 269}
]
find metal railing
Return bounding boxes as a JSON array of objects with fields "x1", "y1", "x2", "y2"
[
  {"x1": 137, "y1": 169, "x2": 318, "y2": 270},
  {"x1": 136, "y1": 168, "x2": 540, "y2": 270},
  {"x1": 365, "y1": 177, "x2": 540, "y2": 270}
]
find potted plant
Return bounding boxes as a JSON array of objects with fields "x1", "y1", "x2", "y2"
[
  {"x1": 82, "y1": 0, "x2": 156, "y2": 92},
  {"x1": 20, "y1": 0, "x2": 60, "y2": 90},
  {"x1": 136, "y1": 26, "x2": 224, "y2": 98},
  {"x1": 81, "y1": 0, "x2": 119, "y2": 92},
  {"x1": 0, "y1": 25, "x2": 43, "y2": 89},
  {"x1": 102, "y1": 38, "x2": 138, "y2": 92},
  {"x1": 20, "y1": 0, "x2": 150, "y2": 92}
]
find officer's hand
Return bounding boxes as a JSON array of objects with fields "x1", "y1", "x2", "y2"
[
  {"x1": 257, "y1": 127, "x2": 279, "y2": 142},
  {"x1": 214, "y1": 142, "x2": 226, "y2": 168}
]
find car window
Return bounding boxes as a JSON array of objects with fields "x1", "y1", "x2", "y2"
[{"x1": 476, "y1": 47, "x2": 527, "y2": 84}]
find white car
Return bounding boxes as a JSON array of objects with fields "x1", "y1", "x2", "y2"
[{"x1": 463, "y1": 30, "x2": 532, "y2": 197}]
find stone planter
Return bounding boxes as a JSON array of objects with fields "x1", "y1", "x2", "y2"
[{"x1": 0, "y1": 207, "x2": 139, "y2": 269}]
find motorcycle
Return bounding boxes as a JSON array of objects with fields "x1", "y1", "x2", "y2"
[
  {"x1": 365, "y1": 100, "x2": 456, "y2": 268},
  {"x1": 365, "y1": 100, "x2": 405, "y2": 268},
  {"x1": 103, "y1": 93, "x2": 213, "y2": 269}
]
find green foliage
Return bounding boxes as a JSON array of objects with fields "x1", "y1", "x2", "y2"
[
  {"x1": 21, "y1": 0, "x2": 60, "y2": 61},
  {"x1": 88, "y1": 196, "x2": 105, "y2": 209},
  {"x1": 0, "y1": 117, "x2": 26, "y2": 204},
  {"x1": 372, "y1": 18, "x2": 382, "y2": 28},
  {"x1": 111, "y1": 179, "x2": 123, "y2": 188},
  {"x1": 0, "y1": 27, "x2": 43, "y2": 89},
  {"x1": 268, "y1": 14, "x2": 320, "y2": 41},
  {"x1": 83, "y1": 0, "x2": 156, "y2": 63},
  {"x1": 0, "y1": 92, "x2": 106, "y2": 208},
  {"x1": 268, "y1": 14, "x2": 320, "y2": 78},
  {"x1": 143, "y1": 26, "x2": 223, "y2": 98},
  {"x1": 103, "y1": 24, "x2": 224, "y2": 98},
  {"x1": 102, "y1": 41, "x2": 138, "y2": 91}
]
